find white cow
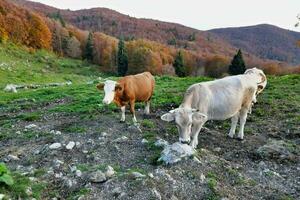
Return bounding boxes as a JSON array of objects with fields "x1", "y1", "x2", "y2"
[{"x1": 161, "y1": 68, "x2": 267, "y2": 148}]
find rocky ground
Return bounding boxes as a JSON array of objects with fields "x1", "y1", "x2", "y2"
[{"x1": 0, "y1": 98, "x2": 299, "y2": 200}]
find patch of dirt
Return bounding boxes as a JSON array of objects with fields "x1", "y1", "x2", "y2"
[{"x1": 0, "y1": 101, "x2": 299, "y2": 199}]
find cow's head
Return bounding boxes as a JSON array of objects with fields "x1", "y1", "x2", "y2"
[
  {"x1": 96, "y1": 80, "x2": 123, "y2": 104},
  {"x1": 244, "y1": 68, "x2": 267, "y2": 94},
  {"x1": 161, "y1": 108, "x2": 207, "y2": 144}
]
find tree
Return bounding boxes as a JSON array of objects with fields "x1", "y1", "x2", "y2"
[
  {"x1": 84, "y1": 32, "x2": 93, "y2": 61},
  {"x1": 65, "y1": 36, "x2": 82, "y2": 58},
  {"x1": 228, "y1": 49, "x2": 246, "y2": 75},
  {"x1": 117, "y1": 38, "x2": 128, "y2": 76},
  {"x1": 173, "y1": 51, "x2": 185, "y2": 77}
]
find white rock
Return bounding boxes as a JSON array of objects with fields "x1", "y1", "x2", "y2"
[
  {"x1": 7, "y1": 154, "x2": 20, "y2": 161},
  {"x1": 141, "y1": 138, "x2": 149, "y2": 144},
  {"x1": 16, "y1": 131, "x2": 21, "y2": 135},
  {"x1": 55, "y1": 172, "x2": 63, "y2": 178},
  {"x1": 4, "y1": 84, "x2": 17, "y2": 93},
  {"x1": 26, "y1": 187, "x2": 32, "y2": 196},
  {"x1": 82, "y1": 150, "x2": 88, "y2": 154},
  {"x1": 53, "y1": 159, "x2": 64, "y2": 167},
  {"x1": 0, "y1": 194, "x2": 5, "y2": 200},
  {"x1": 25, "y1": 124, "x2": 38, "y2": 129},
  {"x1": 49, "y1": 143, "x2": 62, "y2": 149},
  {"x1": 100, "y1": 132, "x2": 108, "y2": 137},
  {"x1": 158, "y1": 142, "x2": 195, "y2": 164},
  {"x1": 200, "y1": 173, "x2": 206, "y2": 182},
  {"x1": 105, "y1": 165, "x2": 115, "y2": 178},
  {"x1": 154, "y1": 139, "x2": 169, "y2": 147},
  {"x1": 148, "y1": 173, "x2": 154, "y2": 178},
  {"x1": 130, "y1": 172, "x2": 146, "y2": 179},
  {"x1": 75, "y1": 142, "x2": 81, "y2": 146},
  {"x1": 114, "y1": 136, "x2": 128, "y2": 142},
  {"x1": 152, "y1": 188, "x2": 162, "y2": 200},
  {"x1": 66, "y1": 141, "x2": 75, "y2": 150},
  {"x1": 90, "y1": 170, "x2": 106, "y2": 183},
  {"x1": 76, "y1": 170, "x2": 82, "y2": 177},
  {"x1": 50, "y1": 130, "x2": 62, "y2": 135}
]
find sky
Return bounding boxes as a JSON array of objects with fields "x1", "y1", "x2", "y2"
[{"x1": 31, "y1": 0, "x2": 300, "y2": 32}]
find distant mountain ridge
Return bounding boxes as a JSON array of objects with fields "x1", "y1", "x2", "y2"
[
  {"x1": 209, "y1": 24, "x2": 300, "y2": 64},
  {"x1": 12, "y1": 0, "x2": 300, "y2": 66}
]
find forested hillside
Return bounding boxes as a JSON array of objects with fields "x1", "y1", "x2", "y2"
[
  {"x1": 210, "y1": 24, "x2": 300, "y2": 64},
  {"x1": 2, "y1": 0, "x2": 298, "y2": 76}
]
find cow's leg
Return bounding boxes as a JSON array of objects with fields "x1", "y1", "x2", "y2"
[
  {"x1": 129, "y1": 100, "x2": 137, "y2": 123},
  {"x1": 120, "y1": 106, "x2": 126, "y2": 122},
  {"x1": 144, "y1": 101, "x2": 150, "y2": 115},
  {"x1": 190, "y1": 121, "x2": 206, "y2": 149},
  {"x1": 228, "y1": 112, "x2": 239, "y2": 138},
  {"x1": 237, "y1": 109, "x2": 248, "y2": 140}
]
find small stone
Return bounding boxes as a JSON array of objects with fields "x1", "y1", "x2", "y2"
[
  {"x1": 154, "y1": 139, "x2": 169, "y2": 147},
  {"x1": 90, "y1": 170, "x2": 106, "y2": 183},
  {"x1": 66, "y1": 141, "x2": 75, "y2": 150},
  {"x1": 152, "y1": 188, "x2": 161, "y2": 200},
  {"x1": 112, "y1": 187, "x2": 122, "y2": 197},
  {"x1": 105, "y1": 165, "x2": 115, "y2": 178},
  {"x1": 100, "y1": 132, "x2": 108, "y2": 137},
  {"x1": 213, "y1": 147, "x2": 221, "y2": 152},
  {"x1": 25, "y1": 124, "x2": 38, "y2": 129},
  {"x1": 141, "y1": 138, "x2": 148, "y2": 144},
  {"x1": 29, "y1": 177, "x2": 37, "y2": 181},
  {"x1": 200, "y1": 173, "x2": 206, "y2": 182},
  {"x1": 76, "y1": 170, "x2": 82, "y2": 177},
  {"x1": 49, "y1": 143, "x2": 62, "y2": 149},
  {"x1": 82, "y1": 150, "x2": 88, "y2": 154},
  {"x1": 148, "y1": 173, "x2": 154, "y2": 178},
  {"x1": 55, "y1": 131, "x2": 61, "y2": 135},
  {"x1": 16, "y1": 131, "x2": 21, "y2": 135},
  {"x1": 26, "y1": 187, "x2": 32, "y2": 196},
  {"x1": 114, "y1": 136, "x2": 128, "y2": 142},
  {"x1": 55, "y1": 172, "x2": 63, "y2": 178},
  {"x1": 130, "y1": 172, "x2": 146, "y2": 179},
  {"x1": 53, "y1": 159, "x2": 64, "y2": 168},
  {"x1": 75, "y1": 142, "x2": 81, "y2": 146},
  {"x1": 7, "y1": 154, "x2": 20, "y2": 161}
]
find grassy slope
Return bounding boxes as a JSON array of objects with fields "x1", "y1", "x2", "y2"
[
  {"x1": 0, "y1": 44, "x2": 299, "y2": 198},
  {"x1": 0, "y1": 43, "x2": 103, "y2": 88}
]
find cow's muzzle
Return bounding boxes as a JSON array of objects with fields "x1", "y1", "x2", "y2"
[{"x1": 179, "y1": 139, "x2": 190, "y2": 145}]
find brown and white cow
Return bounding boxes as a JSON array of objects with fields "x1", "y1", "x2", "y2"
[{"x1": 97, "y1": 72, "x2": 155, "y2": 123}]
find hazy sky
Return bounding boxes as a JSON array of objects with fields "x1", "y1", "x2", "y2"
[{"x1": 31, "y1": 0, "x2": 300, "y2": 32}]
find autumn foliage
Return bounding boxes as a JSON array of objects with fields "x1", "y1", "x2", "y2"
[
  {"x1": 0, "y1": 0, "x2": 51, "y2": 49},
  {"x1": 1, "y1": 0, "x2": 299, "y2": 77}
]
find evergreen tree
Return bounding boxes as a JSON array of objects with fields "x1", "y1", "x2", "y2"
[
  {"x1": 117, "y1": 38, "x2": 128, "y2": 76},
  {"x1": 84, "y1": 32, "x2": 94, "y2": 61},
  {"x1": 229, "y1": 49, "x2": 246, "y2": 75},
  {"x1": 173, "y1": 51, "x2": 185, "y2": 77}
]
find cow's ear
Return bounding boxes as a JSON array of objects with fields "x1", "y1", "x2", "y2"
[
  {"x1": 192, "y1": 112, "x2": 207, "y2": 122},
  {"x1": 115, "y1": 83, "x2": 123, "y2": 91},
  {"x1": 161, "y1": 113, "x2": 175, "y2": 122},
  {"x1": 96, "y1": 83, "x2": 105, "y2": 90}
]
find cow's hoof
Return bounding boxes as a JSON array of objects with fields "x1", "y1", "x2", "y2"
[
  {"x1": 119, "y1": 120, "x2": 125, "y2": 123},
  {"x1": 227, "y1": 135, "x2": 234, "y2": 139},
  {"x1": 236, "y1": 137, "x2": 244, "y2": 141}
]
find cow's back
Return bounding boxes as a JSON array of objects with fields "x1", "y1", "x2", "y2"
[
  {"x1": 120, "y1": 72, "x2": 155, "y2": 102},
  {"x1": 184, "y1": 75, "x2": 256, "y2": 120}
]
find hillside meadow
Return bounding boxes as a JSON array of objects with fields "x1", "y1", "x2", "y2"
[{"x1": 0, "y1": 43, "x2": 299, "y2": 199}]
